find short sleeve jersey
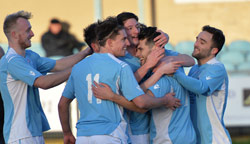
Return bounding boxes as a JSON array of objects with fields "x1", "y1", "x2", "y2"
[
  {"x1": 0, "y1": 48, "x2": 55, "y2": 143},
  {"x1": 62, "y1": 53, "x2": 144, "y2": 139},
  {"x1": 187, "y1": 58, "x2": 231, "y2": 144},
  {"x1": 148, "y1": 76, "x2": 196, "y2": 144}
]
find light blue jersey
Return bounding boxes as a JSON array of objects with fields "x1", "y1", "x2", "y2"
[
  {"x1": 119, "y1": 50, "x2": 180, "y2": 140},
  {"x1": 62, "y1": 53, "x2": 144, "y2": 143},
  {"x1": 174, "y1": 58, "x2": 232, "y2": 144},
  {"x1": 0, "y1": 48, "x2": 55, "y2": 143},
  {"x1": 119, "y1": 51, "x2": 140, "y2": 73},
  {"x1": 149, "y1": 75, "x2": 196, "y2": 144}
]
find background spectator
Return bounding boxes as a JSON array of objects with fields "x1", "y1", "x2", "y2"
[{"x1": 41, "y1": 18, "x2": 85, "y2": 57}]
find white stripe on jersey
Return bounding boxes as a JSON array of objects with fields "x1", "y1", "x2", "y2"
[
  {"x1": 206, "y1": 79, "x2": 231, "y2": 144},
  {"x1": 7, "y1": 74, "x2": 32, "y2": 142}
]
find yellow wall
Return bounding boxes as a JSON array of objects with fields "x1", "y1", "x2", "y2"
[
  {"x1": 156, "y1": 0, "x2": 250, "y2": 45},
  {"x1": 0, "y1": 0, "x2": 250, "y2": 46},
  {"x1": 0, "y1": 0, "x2": 94, "y2": 43}
]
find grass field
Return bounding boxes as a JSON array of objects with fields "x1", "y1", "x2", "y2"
[{"x1": 45, "y1": 136, "x2": 250, "y2": 144}]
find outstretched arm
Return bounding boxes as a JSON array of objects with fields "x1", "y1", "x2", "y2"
[
  {"x1": 34, "y1": 68, "x2": 71, "y2": 89},
  {"x1": 162, "y1": 54, "x2": 195, "y2": 67},
  {"x1": 92, "y1": 82, "x2": 147, "y2": 113},
  {"x1": 51, "y1": 47, "x2": 92, "y2": 72},
  {"x1": 132, "y1": 91, "x2": 180, "y2": 110},
  {"x1": 140, "y1": 60, "x2": 183, "y2": 92},
  {"x1": 174, "y1": 70, "x2": 209, "y2": 95},
  {"x1": 92, "y1": 81, "x2": 180, "y2": 110},
  {"x1": 145, "y1": 90, "x2": 180, "y2": 110},
  {"x1": 58, "y1": 96, "x2": 76, "y2": 144}
]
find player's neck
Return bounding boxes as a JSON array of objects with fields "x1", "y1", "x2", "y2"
[
  {"x1": 99, "y1": 46, "x2": 114, "y2": 55},
  {"x1": 9, "y1": 42, "x2": 26, "y2": 57},
  {"x1": 198, "y1": 55, "x2": 215, "y2": 65},
  {"x1": 126, "y1": 46, "x2": 137, "y2": 56}
]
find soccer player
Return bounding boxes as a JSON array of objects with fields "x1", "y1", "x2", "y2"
[
  {"x1": 174, "y1": 25, "x2": 232, "y2": 144},
  {"x1": 136, "y1": 27, "x2": 196, "y2": 144},
  {"x1": 116, "y1": 12, "x2": 195, "y2": 144},
  {"x1": 83, "y1": 21, "x2": 100, "y2": 53},
  {"x1": 0, "y1": 11, "x2": 91, "y2": 143},
  {"x1": 58, "y1": 17, "x2": 178, "y2": 144}
]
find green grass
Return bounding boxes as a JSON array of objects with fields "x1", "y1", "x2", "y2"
[{"x1": 232, "y1": 136, "x2": 250, "y2": 144}]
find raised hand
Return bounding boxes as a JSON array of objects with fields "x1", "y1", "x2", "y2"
[
  {"x1": 156, "y1": 59, "x2": 184, "y2": 75},
  {"x1": 154, "y1": 30, "x2": 169, "y2": 48},
  {"x1": 144, "y1": 46, "x2": 165, "y2": 69}
]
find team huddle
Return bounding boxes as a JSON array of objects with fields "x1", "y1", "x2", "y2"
[{"x1": 0, "y1": 11, "x2": 232, "y2": 144}]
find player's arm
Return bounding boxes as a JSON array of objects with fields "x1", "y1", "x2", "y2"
[
  {"x1": 34, "y1": 68, "x2": 72, "y2": 89},
  {"x1": 145, "y1": 90, "x2": 179, "y2": 110},
  {"x1": 164, "y1": 54, "x2": 195, "y2": 67},
  {"x1": 92, "y1": 81, "x2": 180, "y2": 110},
  {"x1": 58, "y1": 96, "x2": 76, "y2": 144},
  {"x1": 132, "y1": 91, "x2": 180, "y2": 110},
  {"x1": 140, "y1": 60, "x2": 183, "y2": 92},
  {"x1": 92, "y1": 81, "x2": 147, "y2": 113},
  {"x1": 51, "y1": 47, "x2": 92, "y2": 72},
  {"x1": 174, "y1": 70, "x2": 209, "y2": 95}
]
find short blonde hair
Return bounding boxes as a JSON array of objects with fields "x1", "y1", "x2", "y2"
[{"x1": 3, "y1": 10, "x2": 32, "y2": 36}]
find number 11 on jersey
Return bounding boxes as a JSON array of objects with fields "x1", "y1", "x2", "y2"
[{"x1": 86, "y1": 73, "x2": 102, "y2": 104}]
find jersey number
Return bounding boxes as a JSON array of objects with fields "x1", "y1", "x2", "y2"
[{"x1": 86, "y1": 74, "x2": 102, "y2": 104}]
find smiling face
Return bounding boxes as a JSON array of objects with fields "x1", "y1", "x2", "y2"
[
  {"x1": 110, "y1": 29, "x2": 130, "y2": 57},
  {"x1": 15, "y1": 18, "x2": 34, "y2": 49},
  {"x1": 123, "y1": 18, "x2": 140, "y2": 47},
  {"x1": 192, "y1": 31, "x2": 214, "y2": 61},
  {"x1": 136, "y1": 39, "x2": 153, "y2": 65}
]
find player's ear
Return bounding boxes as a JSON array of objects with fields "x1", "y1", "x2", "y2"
[
  {"x1": 107, "y1": 38, "x2": 113, "y2": 48},
  {"x1": 211, "y1": 47, "x2": 218, "y2": 56}
]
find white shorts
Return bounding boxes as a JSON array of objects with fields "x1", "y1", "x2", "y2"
[
  {"x1": 130, "y1": 134, "x2": 149, "y2": 144},
  {"x1": 76, "y1": 135, "x2": 122, "y2": 144},
  {"x1": 9, "y1": 136, "x2": 44, "y2": 144}
]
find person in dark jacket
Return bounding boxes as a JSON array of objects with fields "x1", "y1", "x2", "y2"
[{"x1": 41, "y1": 18, "x2": 85, "y2": 57}]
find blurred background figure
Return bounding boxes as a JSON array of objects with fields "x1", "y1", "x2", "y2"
[
  {"x1": 0, "y1": 46, "x2": 5, "y2": 144},
  {"x1": 41, "y1": 18, "x2": 85, "y2": 57}
]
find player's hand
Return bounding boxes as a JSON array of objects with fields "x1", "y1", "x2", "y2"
[
  {"x1": 163, "y1": 92, "x2": 181, "y2": 110},
  {"x1": 144, "y1": 46, "x2": 165, "y2": 69},
  {"x1": 156, "y1": 60, "x2": 184, "y2": 75},
  {"x1": 154, "y1": 30, "x2": 169, "y2": 48},
  {"x1": 63, "y1": 133, "x2": 75, "y2": 144},
  {"x1": 92, "y1": 81, "x2": 116, "y2": 101}
]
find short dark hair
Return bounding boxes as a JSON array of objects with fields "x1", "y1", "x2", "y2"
[
  {"x1": 84, "y1": 22, "x2": 99, "y2": 49},
  {"x1": 202, "y1": 25, "x2": 225, "y2": 56},
  {"x1": 117, "y1": 12, "x2": 138, "y2": 26},
  {"x1": 96, "y1": 17, "x2": 124, "y2": 46},
  {"x1": 3, "y1": 10, "x2": 32, "y2": 37},
  {"x1": 138, "y1": 27, "x2": 161, "y2": 47},
  {"x1": 50, "y1": 18, "x2": 60, "y2": 24}
]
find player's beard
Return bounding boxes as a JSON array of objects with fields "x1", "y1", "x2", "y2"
[
  {"x1": 192, "y1": 46, "x2": 212, "y2": 60},
  {"x1": 18, "y1": 35, "x2": 31, "y2": 49}
]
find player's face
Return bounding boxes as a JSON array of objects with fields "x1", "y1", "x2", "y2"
[
  {"x1": 192, "y1": 31, "x2": 213, "y2": 60},
  {"x1": 123, "y1": 18, "x2": 140, "y2": 47},
  {"x1": 136, "y1": 39, "x2": 152, "y2": 65},
  {"x1": 111, "y1": 29, "x2": 130, "y2": 57},
  {"x1": 15, "y1": 18, "x2": 34, "y2": 49}
]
